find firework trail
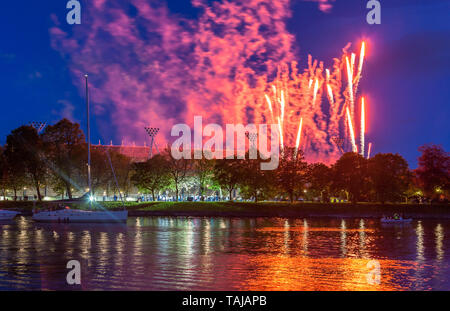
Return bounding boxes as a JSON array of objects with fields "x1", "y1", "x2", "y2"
[
  {"x1": 295, "y1": 117, "x2": 303, "y2": 154},
  {"x1": 277, "y1": 116, "x2": 284, "y2": 151},
  {"x1": 354, "y1": 42, "x2": 365, "y2": 94},
  {"x1": 346, "y1": 56, "x2": 355, "y2": 120},
  {"x1": 367, "y1": 142, "x2": 372, "y2": 159},
  {"x1": 264, "y1": 94, "x2": 274, "y2": 123},
  {"x1": 346, "y1": 107, "x2": 357, "y2": 153},
  {"x1": 360, "y1": 97, "x2": 365, "y2": 157}
]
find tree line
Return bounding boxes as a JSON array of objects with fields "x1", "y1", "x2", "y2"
[
  {"x1": 0, "y1": 119, "x2": 132, "y2": 201},
  {"x1": 133, "y1": 145, "x2": 448, "y2": 204},
  {"x1": 0, "y1": 119, "x2": 448, "y2": 203}
]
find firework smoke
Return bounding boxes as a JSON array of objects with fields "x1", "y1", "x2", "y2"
[{"x1": 50, "y1": 0, "x2": 369, "y2": 164}]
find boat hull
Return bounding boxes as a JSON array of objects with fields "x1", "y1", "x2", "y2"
[
  {"x1": 0, "y1": 210, "x2": 20, "y2": 221},
  {"x1": 32, "y1": 210, "x2": 128, "y2": 223}
]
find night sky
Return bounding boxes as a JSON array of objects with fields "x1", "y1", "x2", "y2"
[{"x1": 0, "y1": 0, "x2": 449, "y2": 167}]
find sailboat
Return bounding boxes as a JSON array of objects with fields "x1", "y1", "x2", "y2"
[{"x1": 32, "y1": 75, "x2": 128, "y2": 223}]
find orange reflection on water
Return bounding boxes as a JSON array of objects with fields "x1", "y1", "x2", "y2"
[
  {"x1": 256, "y1": 228, "x2": 375, "y2": 233},
  {"x1": 238, "y1": 256, "x2": 416, "y2": 291}
]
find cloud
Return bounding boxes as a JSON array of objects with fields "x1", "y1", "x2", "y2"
[
  {"x1": 301, "y1": 0, "x2": 336, "y2": 13},
  {"x1": 52, "y1": 100, "x2": 77, "y2": 122},
  {"x1": 50, "y1": 0, "x2": 296, "y2": 144}
]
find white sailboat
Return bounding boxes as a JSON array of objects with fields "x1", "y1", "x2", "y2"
[
  {"x1": 0, "y1": 210, "x2": 20, "y2": 221},
  {"x1": 32, "y1": 74, "x2": 128, "y2": 223}
]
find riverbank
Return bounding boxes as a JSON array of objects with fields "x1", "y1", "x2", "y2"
[{"x1": 1, "y1": 201, "x2": 449, "y2": 219}]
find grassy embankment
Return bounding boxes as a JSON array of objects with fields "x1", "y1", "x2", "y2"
[{"x1": 1, "y1": 201, "x2": 449, "y2": 218}]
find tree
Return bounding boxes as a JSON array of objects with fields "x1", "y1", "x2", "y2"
[
  {"x1": 5, "y1": 126, "x2": 46, "y2": 201},
  {"x1": 41, "y1": 118, "x2": 85, "y2": 199},
  {"x1": 89, "y1": 147, "x2": 111, "y2": 196},
  {"x1": 108, "y1": 149, "x2": 133, "y2": 197},
  {"x1": 368, "y1": 153, "x2": 411, "y2": 203},
  {"x1": 192, "y1": 155, "x2": 215, "y2": 200},
  {"x1": 213, "y1": 158, "x2": 242, "y2": 201},
  {"x1": 0, "y1": 146, "x2": 8, "y2": 198},
  {"x1": 0, "y1": 145, "x2": 26, "y2": 200},
  {"x1": 415, "y1": 144, "x2": 450, "y2": 198},
  {"x1": 276, "y1": 147, "x2": 308, "y2": 202},
  {"x1": 331, "y1": 152, "x2": 369, "y2": 203},
  {"x1": 237, "y1": 153, "x2": 275, "y2": 202},
  {"x1": 164, "y1": 147, "x2": 192, "y2": 201},
  {"x1": 132, "y1": 154, "x2": 171, "y2": 201},
  {"x1": 307, "y1": 162, "x2": 332, "y2": 202}
]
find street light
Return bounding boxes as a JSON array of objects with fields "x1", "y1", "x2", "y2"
[
  {"x1": 85, "y1": 74, "x2": 92, "y2": 208},
  {"x1": 144, "y1": 127, "x2": 160, "y2": 158}
]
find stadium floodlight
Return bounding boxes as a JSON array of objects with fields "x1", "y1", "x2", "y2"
[
  {"x1": 29, "y1": 121, "x2": 47, "y2": 134},
  {"x1": 245, "y1": 132, "x2": 258, "y2": 149},
  {"x1": 245, "y1": 132, "x2": 258, "y2": 159},
  {"x1": 144, "y1": 127, "x2": 160, "y2": 158},
  {"x1": 332, "y1": 136, "x2": 345, "y2": 154}
]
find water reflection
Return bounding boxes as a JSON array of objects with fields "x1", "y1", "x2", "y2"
[
  {"x1": 0, "y1": 216, "x2": 449, "y2": 290},
  {"x1": 435, "y1": 224, "x2": 444, "y2": 261}
]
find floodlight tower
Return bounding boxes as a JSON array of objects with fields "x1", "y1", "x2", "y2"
[
  {"x1": 332, "y1": 136, "x2": 345, "y2": 154},
  {"x1": 245, "y1": 132, "x2": 258, "y2": 149},
  {"x1": 144, "y1": 127, "x2": 160, "y2": 158},
  {"x1": 245, "y1": 132, "x2": 258, "y2": 159},
  {"x1": 29, "y1": 121, "x2": 47, "y2": 134}
]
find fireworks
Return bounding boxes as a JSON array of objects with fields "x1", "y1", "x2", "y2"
[
  {"x1": 256, "y1": 41, "x2": 369, "y2": 163},
  {"x1": 357, "y1": 42, "x2": 365, "y2": 78},
  {"x1": 295, "y1": 117, "x2": 303, "y2": 154},
  {"x1": 264, "y1": 94, "x2": 274, "y2": 123},
  {"x1": 346, "y1": 107, "x2": 357, "y2": 153},
  {"x1": 277, "y1": 116, "x2": 284, "y2": 152},
  {"x1": 346, "y1": 56, "x2": 355, "y2": 119},
  {"x1": 367, "y1": 142, "x2": 372, "y2": 159}
]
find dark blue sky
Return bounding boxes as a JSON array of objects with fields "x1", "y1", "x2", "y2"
[{"x1": 0, "y1": 0, "x2": 449, "y2": 167}]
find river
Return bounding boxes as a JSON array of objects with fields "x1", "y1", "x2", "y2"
[{"x1": 0, "y1": 216, "x2": 449, "y2": 290}]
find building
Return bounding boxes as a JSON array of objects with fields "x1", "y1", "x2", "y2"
[{"x1": 92, "y1": 143, "x2": 152, "y2": 163}]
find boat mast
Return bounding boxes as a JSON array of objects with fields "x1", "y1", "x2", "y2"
[{"x1": 85, "y1": 74, "x2": 92, "y2": 208}]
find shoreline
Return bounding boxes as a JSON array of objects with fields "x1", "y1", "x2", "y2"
[
  {"x1": 3, "y1": 201, "x2": 449, "y2": 220},
  {"x1": 127, "y1": 210, "x2": 450, "y2": 219}
]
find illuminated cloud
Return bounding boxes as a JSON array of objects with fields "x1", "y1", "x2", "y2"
[
  {"x1": 301, "y1": 0, "x2": 336, "y2": 13},
  {"x1": 50, "y1": 0, "x2": 295, "y2": 144}
]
